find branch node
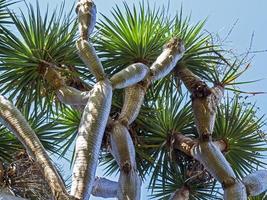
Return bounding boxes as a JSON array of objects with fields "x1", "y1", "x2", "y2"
[
  {"x1": 222, "y1": 177, "x2": 238, "y2": 189},
  {"x1": 121, "y1": 161, "x2": 132, "y2": 174}
]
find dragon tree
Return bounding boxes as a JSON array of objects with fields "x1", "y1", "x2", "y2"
[{"x1": 0, "y1": 0, "x2": 267, "y2": 199}]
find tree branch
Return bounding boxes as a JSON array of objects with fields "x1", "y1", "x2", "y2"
[
  {"x1": 76, "y1": 0, "x2": 106, "y2": 81},
  {"x1": 109, "y1": 121, "x2": 141, "y2": 200},
  {"x1": 92, "y1": 177, "x2": 118, "y2": 198},
  {"x1": 0, "y1": 160, "x2": 3, "y2": 184},
  {"x1": 56, "y1": 86, "x2": 90, "y2": 106},
  {"x1": 118, "y1": 84, "x2": 146, "y2": 126},
  {"x1": 0, "y1": 95, "x2": 70, "y2": 199},
  {"x1": 71, "y1": 79, "x2": 112, "y2": 199},
  {"x1": 44, "y1": 66, "x2": 91, "y2": 107},
  {"x1": 76, "y1": 39, "x2": 106, "y2": 81},
  {"x1": 174, "y1": 66, "x2": 248, "y2": 199},
  {"x1": 150, "y1": 38, "x2": 185, "y2": 81},
  {"x1": 110, "y1": 63, "x2": 149, "y2": 89},
  {"x1": 168, "y1": 186, "x2": 190, "y2": 200},
  {"x1": 172, "y1": 133, "x2": 227, "y2": 156},
  {"x1": 104, "y1": 37, "x2": 186, "y2": 199},
  {"x1": 174, "y1": 66, "x2": 224, "y2": 139},
  {"x1": 242, "y1": 170, "x2": 267, "y2": 196},
  {"x1": 76, "y1": 0, "x2": 96, "y2": 40},
  {"x1": 223, "y1": 180, "x2": 247, "y2": 200}
]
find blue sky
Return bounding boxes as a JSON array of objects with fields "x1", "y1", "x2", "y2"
[
  {"x1": 30, "y1": 0, "x2": 267, "y2": 113},
  {"x1": 10, "y1": 0, "x2": 267, "y2": 199}
]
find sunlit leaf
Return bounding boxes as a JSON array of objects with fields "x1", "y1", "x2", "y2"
[
  {"x1": 213, "y1": 95, "x2": 267, "y2": 178},
  {"x1": 0, "y1": 1, "x2": 83, "y2": 115}
]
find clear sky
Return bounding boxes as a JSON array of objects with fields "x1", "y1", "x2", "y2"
[
  {"x1": 27, "y1": 0, "x2": 267, "y2": 114},
  {"x1": 10, "y1": 0, "x2": 267, "y2": 199}
]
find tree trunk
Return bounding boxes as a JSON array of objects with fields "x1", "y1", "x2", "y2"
[{"x1": 71, "y1": 79, "x2": 112, "y2": 199}]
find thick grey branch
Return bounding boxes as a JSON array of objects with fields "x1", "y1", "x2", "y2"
[
  {"x1": 191, "y1": 86, "x2": 224, "y2": 138},
  {"x1": 118, "y1": 170, "x2": 141, "y2": 200},
  {"x1": 174, "y1": 66, "x2": 247, "y2": 199},
  {"x1": 76, "y1": 39, "x2": 106, "y2": 81},
  {"x1": 172, "y1": 133, "x2": 227, "y2": 156},
  {"x1": 75, "y1": 0, "x2": 105, "y2": 81},
  {"x1": 76, "y1": 0, "x2": 96, "y2": 40},
  {"x1": 192, "y1": 141, "x2": 236, "y2": 184},
  {"x1": 118, "y1": 84, "x2": 146, "y2": 125},
  {"x1": 174, "y1": 66, "x2": 203, "y2": 94},
  {"x1": 150, "y1": 38, "x2": 185, "y2": 81},
  {"x1": 92, "y1": 177, "x2": 118, "y2": 198},
  {"x1": 168, "y1": 187, "x2": 190, "y2": 200},
  {"x1": 110, "y1": 63, "x2": 149, "y2": 89},
  {"x1": 0, "y1": 160, "x2": 3, "y2": 183},
  {"x1": 56, "y1": 86, "x2": 90, "y2": 105},
  {"x1": 242, "y1": 170, "x2": 267, "y2": 196},
  {"x1": 110, "y1": 122, "x2": 136, "y2": 171},
  {"x1": 71, "y1": 79, "x2": 112, "y2": 199},
  {"x1": 109, "y1": 122, "x2": 141, "y2": 200},
  {"x1": 223, "y1": 180, "x2": 247, "y2": 200},
  {"x1": 175, "y1": 67, "x2": 224, "y2": 138},
  {"x1": 0, "y1": 95, "x2": 69, "y2": 199},
  {"x1": 172, "y1": 132, "x2": 247, "y2": 200},
  {"x1": 192, "y1": 141, "x2": 247, "y2": 200}
]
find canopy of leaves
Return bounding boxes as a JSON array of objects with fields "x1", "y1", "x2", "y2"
[{"x1": 0, "y1": 1, "x2": 82, "y2": 114}]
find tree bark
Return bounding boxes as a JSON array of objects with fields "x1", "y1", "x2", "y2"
[
  {"x1": 92, "y1": 177, "x2": 118, "y2": 198},
  {"x1": 76, "y1": 39, "x2": 106, "y2": 81},
  {"x1": 150, "y1": 38, "x2": 185, "y2": 81},
  {"x1": 76, "y1": 0, "x2": 105, "y2": 81},
  {"x1": 175, "y1": 67, "x2": 223, "y2": 138},
  {"x1": 174, "y1": 66, "x2": 248, "y2": 199},
  {"x1": 168, "y1": 186, "x2": 190, "y2": 200},
  {"x1": 118, "y1": 84, "x2": 146, "y2": 125},
  {"x1": 172, "y1": 133, "x2": 227, "y2": 156},
  {"x1": 0, "y1": 160, "x2": 3, "y2": 184},
  {"x1": 0, "y1": 95, "x2": 70, "y2": 200},
  {"x1": 76, "y1": 0, "x2": 96, "y2": 40},
  {"x1": 242, "y1": 170, "x2": 267, "y2": 196},
  {"x1": 109, "y1": 122, "x2": 141, "y2": 200},
  {"x1": 71, "y1": 79, "x2": 112, "y2": 200},
  {"x1": 192, "y1": 141, "x2": 236, "y2": 184},
  {"x1": 223, "y1": 180, "x2": 247, "y2": 200},
  {"x1": 56, "y1": 86, "x2": 90, "y2": 105},
  {"x1": 44, "y1": 66, "x2": 91, "y2": 106},
  {"x1": 107, "y1": 37, "x2": 186, "y2": 199},
  {"x1": 110, "y1": 63, "x2": 149, "y2": 89}
]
